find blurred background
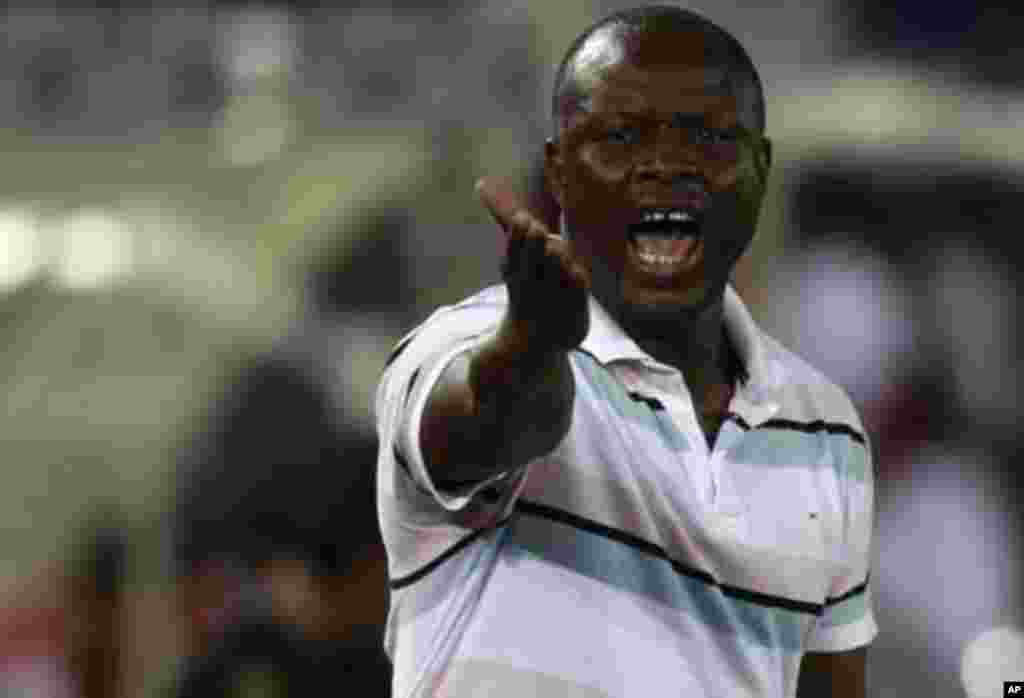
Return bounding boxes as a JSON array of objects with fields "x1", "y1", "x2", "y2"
[{"x1": 0, "y1": 1, "x2": 1020, "y2": 696}]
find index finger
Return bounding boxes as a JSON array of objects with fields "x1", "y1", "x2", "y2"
[{"x1": 475, "y1": 176, "x2": 541, "y2": 238}]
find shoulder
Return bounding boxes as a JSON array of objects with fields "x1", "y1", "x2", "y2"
[
  {"x1": 383, "y1": 285, "x2": 507, "y2": 368},
  {"x1": 375, "y1": 286, "x2": 508, "y2": 412},
  {"x1": 762, "y1": 334, "x2": 868, "y2": 445}
]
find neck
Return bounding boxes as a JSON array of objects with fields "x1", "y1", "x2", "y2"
[{"x1": 615, "y1": 294, "x2": 736, "y2": 403}]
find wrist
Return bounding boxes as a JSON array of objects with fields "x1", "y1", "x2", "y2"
[
  {"x1": 493, "y1": 312, "x2": 565, "y2": 365},
  {"x1": 470, "y1": 319, "x2": 568, "y2": 405}
]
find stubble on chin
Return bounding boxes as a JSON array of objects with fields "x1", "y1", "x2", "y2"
[
  {"x1": 586, "y1": 256, "x2": 716, "y2": 337},
  {"x1": 623, "y1": 282, "x2": 718, "y2": 333}
]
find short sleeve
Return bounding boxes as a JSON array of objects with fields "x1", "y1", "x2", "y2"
[
  {"x1": 806, "y1": 434, "x2": 878, "y2": 652},
  {"x1": 393, "y1": 332, "x2": 515, "y2": 512},
  {"x1": 374, "y1": 287, "x2": 528, "y2": 529}
]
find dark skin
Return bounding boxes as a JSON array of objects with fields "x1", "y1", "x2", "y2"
[
  {"x1": 546, "y1": 27, "x2": 769, "y2": 428},
  {"x1": 419, "y1": 24, "x2": 865, "y2": 695}
]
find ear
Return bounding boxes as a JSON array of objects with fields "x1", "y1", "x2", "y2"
[{"x1": 544, "y1": 138, "x2": 566, "y2": 209}]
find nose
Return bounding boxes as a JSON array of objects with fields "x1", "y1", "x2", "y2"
[{"x1": 634, "y1": 124, "x2": 701, "y2": 184}]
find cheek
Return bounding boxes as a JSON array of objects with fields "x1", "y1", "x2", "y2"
[
  {"x1": 705, "y1": 147, "x2": 741, "y2": 192},
  {"x1": 568, "y1": 215, "x2": 628, "y2": 271},
  {"x1": 710, "y1": 166, "x2": 738, "y2": 191},
  {"x1": 564, "y1": 149, "x2": 631, "y2": 258},
  {"x1": 560, "y1": 146, "x2": 636, "y2": 274},
  {"x1": 575, "y1": 147, "x2": 631, "y2": 185},
  {"x1": 709, "y1": 141, "x2": 767, "y2": 225},
  {"x1": 563, "y1": 201, "x2": 630, "y2": 275},
  {"x1": 705, "y1": 142, "x2": 740, "y2": 163}
]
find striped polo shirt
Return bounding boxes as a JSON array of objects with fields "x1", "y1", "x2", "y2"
[{"x1": 374, "y1": 284, "x2": 877, "y2": 698}]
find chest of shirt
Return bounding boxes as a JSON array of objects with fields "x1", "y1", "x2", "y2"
[{"x1": 517, "y1": 354, "x2": 846, "y2": 606}]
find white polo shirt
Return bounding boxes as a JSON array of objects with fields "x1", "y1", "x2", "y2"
[{"x1": 374, "y1": 284, "x2": 877, "y2": 698}]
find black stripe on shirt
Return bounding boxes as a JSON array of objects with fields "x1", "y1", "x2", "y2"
[
  {"x1": 388, "y1": 494, "x2": 824, "y2": 615},
  {"x1": 384, "y1": 332, "x2": 418, "y2": 368},
  {"x1": 824, "y1": 575, "x2": 870, "y2": 606},
  {"x1": 393, "y1": 445, "x2": 439, "y2": 500},
  {"x1": 404, "y1": 367, "x2": 421, "y2": 406},
  {"x1": 628, "y1": 392, "x2": 666, "y2": 411},
  {"x1": 393, "y1": 445, "x2": 415, "y2": 481},
  {"x1": 389, "y1": 516, "x2": 511, "y2": 590},
  {"x1": 577, "y1": 350, "x2": 862, "y2": 447},
  {"x1": 728, "y1": 413, "x2": 866, "y2": 445},
  {"x1": 514, "y1": 499, "x2": 824, "y2": 616}
]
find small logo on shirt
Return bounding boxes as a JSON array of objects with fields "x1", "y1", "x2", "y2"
[{"x1": 1006, "y1": 681, "x2": 1023, "y2": 695}]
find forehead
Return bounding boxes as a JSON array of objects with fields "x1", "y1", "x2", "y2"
[{"x1": 566, "y1": 26, "x2": 737, "y2": 117}]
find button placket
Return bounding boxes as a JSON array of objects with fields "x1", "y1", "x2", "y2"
[
  {"x1": 708, "y1": 445, "x2": 745, "y2": 514},
  {"x1": 654, "y1": 369, "x2": 717, "y2": 506},
  {"x1": 707, "y1": 384, "x2": 751, "y2": 530}
]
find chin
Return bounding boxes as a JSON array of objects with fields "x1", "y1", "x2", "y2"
[
  {"x1": 620, "y1": 279, "x2": 712, "y2": 315},
  {"x1": 588, "y1": 261, "x2": 722, "y2": 327}
]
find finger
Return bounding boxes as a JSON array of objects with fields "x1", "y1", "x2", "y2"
[
  {"x1": 503, "y1": 212, "x2": 545, "y2": 275},
  {"x1": 520, "y1": 230, "x2": 548, "y2": 282},
  {"x1": 475, "y1": 177, "x2": 519, "y2": 234},
  {"x1": 543, "y1": 233, "x2": 572, "y2": 260},
  {"x1": 531, "y1": 234, "x2": 574, "y2": 291},
  {"x1": 476, "y1": 177, "x2": 547, "y2": 240},
  {"x1": 501, "y1": 230, "x2": 526, "y2": 279},
  {"x1": 544, "y1": 232, "x2": 582, "y2": 268},
  {"x1": 565, "y1": 244, "x2": 589, "y2": 288}
]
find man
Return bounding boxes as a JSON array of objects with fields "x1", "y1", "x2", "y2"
[{"x1": 375, "y1": 6, "x2": 876, "y2": 697}]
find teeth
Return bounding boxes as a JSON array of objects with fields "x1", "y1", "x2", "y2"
[
  {"x1": 635, "y1": 235, "x2": 685, "y2": 264},
  {"x1": 637, "y1": 252, "x2": 678, "y2": 265},
  {"x1": 640, "y1": 209, "x2": 693, "y2": 224}
]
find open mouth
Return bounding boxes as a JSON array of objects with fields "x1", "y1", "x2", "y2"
[{"x1": 627, "y1": 208, "x2": 704, "y2": 273}]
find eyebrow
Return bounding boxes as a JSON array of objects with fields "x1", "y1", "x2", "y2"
[
  {"x1": 670, "y1": 113, "x2": 715, "y2": 129},
  {"x1": 599, "y1": 111, "x2": 731, "y2": 126}
]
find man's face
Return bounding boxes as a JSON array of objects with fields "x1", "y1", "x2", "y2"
[{"x1": 545, "y1": 27, "x2": 772, "y2": 323}]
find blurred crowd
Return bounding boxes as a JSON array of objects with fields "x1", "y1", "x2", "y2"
[{"x1": 0, "y1": 2, "x2": 1021, "y2": 697}]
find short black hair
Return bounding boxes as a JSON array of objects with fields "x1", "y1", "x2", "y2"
[{"x1": 551, "y1": 5, "x2": 765, "y2": 136}]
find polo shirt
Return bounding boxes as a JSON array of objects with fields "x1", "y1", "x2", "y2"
[{"x1": 374, "y1": 283, "x2": 877, "y2": 698}]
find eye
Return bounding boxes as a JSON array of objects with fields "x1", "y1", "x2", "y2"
[
  {"x1": 603, "y1": 126, "x2": 638, "y2": 145},
  {"x1": 692, "y1": 126, "x2": 738, "y2": 145}
]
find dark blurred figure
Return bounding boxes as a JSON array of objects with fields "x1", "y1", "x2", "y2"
[
  {"x1": 0, "y1": 507, "x2": 128, "y2": 698},
  {"x1": 65, "y1": 510, "x2": 129, "y2": 698},
  {"x1": 169, "y1": 211, "x2": 419, "y2": 697}
]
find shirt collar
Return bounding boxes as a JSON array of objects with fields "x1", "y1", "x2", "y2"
[{"x1": 579, "y1": 285, "x2": 784, "y2": 417}]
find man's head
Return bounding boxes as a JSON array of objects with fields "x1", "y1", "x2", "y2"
[{"x1": 544, "y1": 5, "x2": 772, "y2": 329}]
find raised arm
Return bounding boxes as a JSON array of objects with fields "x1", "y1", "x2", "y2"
[{"x1": 418, "y1": 178, "x2": 590, "y2": 489}]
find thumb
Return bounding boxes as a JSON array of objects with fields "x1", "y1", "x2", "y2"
[{"x1": 476, "y1": 176, "x2": 531, "y2": 239}]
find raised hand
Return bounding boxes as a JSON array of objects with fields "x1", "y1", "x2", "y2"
[{"x1": 476, "y1": 177, "x2": 590, "y2": 353}]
